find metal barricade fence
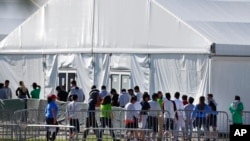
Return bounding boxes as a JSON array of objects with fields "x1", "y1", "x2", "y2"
[
  {"x1": 170, "y1": 110, "x2": 230, "y2": 141},
  {"x1": 10, "y1": 108, "x2": 233, "y2": 141},
  {"x1": 0, "y1": 109, "x2": 21, "y2": 140},
  {"x1": 242, "y1": 111, "x2": 250, "y2": 125}
]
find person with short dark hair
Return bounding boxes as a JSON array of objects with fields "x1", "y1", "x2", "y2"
[
  {"x1": 66, "y1": 95, "x2": 80, "y2": 140},
  {"x1": 207, "y1": 93, "x2": 218, "y2": 132},
  {"x1": 124, "y1": 96, "x2": 139, "y2": 140},
  {"x1": 68, "y1": 80, "x2": 85, "y2": 102},
  {"x1": 127, "y1": 89, "x2": 135, "y2": 97},
  {"x1": 98, "y1": 95, "x2": 117, "y2": 141},
  {"x1": 4, "y1": 80, "x2": 12, "y2": 99},
  {"x1": 0, "y1": 83, "x2": 8, "y2": 99},
  {"x1": 118, "y1": 89, "x2": 130, "y2": 108},
  {"x1": 184, "y1": 97, "x2": 195, "y2": 141},
  {"x1": 83, "y1": 85, "x2": 99, "y2": 140},
  {"x1": 174, "y1": 92, "x2": 186, "y2": 141},
  {"x1": 56, "y1": 86, "x2": 69, "y2": 102},
  {"x1": 134, "y1": 86, "x2": 142, "y2": 102},
  {"x1": 148, "y1": 93, "x2": 161, "y2": 139},
  {"x1": 163, "y1": 92, "x2": 175, "y2": 136},
  {"x1": 99, "y1": 85, "x2": 108, "y2": 100},
  {"x1": 182, "y1": 95, "x2": 188, "y2": 106},
  {"x1": 157, "y1": 91, "x2": 165, "y2": 110},
  {"x1": 138, "y1": 92, "x2": 150, "y2": 138},
  {"x1": 229, "y1": 95, "x2": 244, "y2": 125},
  {"x1": 31, "y1": 82, "x2": 41, "y2": 99}
]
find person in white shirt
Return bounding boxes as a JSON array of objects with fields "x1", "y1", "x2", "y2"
[
  {"x1": 173, "y1": 92, "x2": 186, "y2": 141},
  {"x1": 66, "y1": 95, "x2": 80, "y2": 140},
  {"x1": 118, "y1": 89, "x2": 130, "y2": 108},
  {"x1": 124, "y1": 96, "x2": 140, "y2": 140},
  {"x1": 184, "y1": 97, "x2": 195, "y2": 141},
  {"x1": 148, "y1": 93, "x2": 161, "y2": 138},
  {"x1": 134, "y1": 85, "x2": 142, "y2": 102},
  {"x1": 163, "y1": 93, "x2": 175, "y2": 136}
]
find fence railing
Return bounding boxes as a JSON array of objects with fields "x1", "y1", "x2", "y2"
[{"x1": 0, "y1": 108, "x2": 236, "y2": 141}]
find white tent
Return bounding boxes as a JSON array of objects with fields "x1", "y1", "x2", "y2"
[
  {"x1": 1, "y1": 0, "x2": 250, "y2": 117},
  {"x1": 0, "y1": 0, "x2": 48, "y2": 41}
]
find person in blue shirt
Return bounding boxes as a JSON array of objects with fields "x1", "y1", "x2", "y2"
[
  {"x1": 192, "y1": 96, "x2": 211, "y2": 140},
  {"x1": 45, "y1": 94, "x2": 59, "y2": 141}
]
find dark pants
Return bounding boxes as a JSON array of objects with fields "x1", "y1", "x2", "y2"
[
  {"x1": 46, "y1": 118, "x2": 59, "y2": 141},
  {"x1": 83, "y1": 111, "x2": 99, "y2": 139},
  {"x1": 98, "y1": 117, "x2": 116, "y2": 141},
  {"x1": 164, "y1": 118, "x2": 174, "y2": 130},
  {"x1": 147, "y1": 116, "x2": 158, "y2": 132},
  {"x1": 70, "y1": 119, "x2": 80, "y2": 133}
]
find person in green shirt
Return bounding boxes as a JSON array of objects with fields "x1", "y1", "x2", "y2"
[
  {"x1": 98, "y1": 95, "x2": 117, "y2": 141},
  {"x1": 30, "y1": 82, "x2": 41, "y2": 99},
  {"x1": 157, "y1": 91, "x2": 164, "y2": 109},
  {"x1": 229, "y1": 95, "x2": 244, "y2": 125}
]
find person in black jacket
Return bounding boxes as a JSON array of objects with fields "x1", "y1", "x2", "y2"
[
  {"x1": 110, "y1": 88, "x2": 119, "y2": 107},
  {"x1": 16, "y1": 81, "x2": 30, "y2": 99},
  {"x1": 56, "y1": 86, "x2": 69, "y2": 102},
  {"x1": 82, "y1": 85, "x2": 100, "y2": 141}
]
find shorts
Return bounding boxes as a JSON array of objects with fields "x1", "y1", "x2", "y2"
[{"x1": 126, "y1": 117, "x2": 138, "y2": 129}]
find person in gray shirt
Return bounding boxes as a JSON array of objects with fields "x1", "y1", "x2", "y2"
[
  {"x1": 184, "y1": 97, "x2": 195, "y2": 141},
  {"x1": 148, "y1": 93, "x2": 161, "y2": 138},
  {"x1": 0, "y1": 83, "x2": 8, "y2": 99},
  {"x1": 118, "y1": 89, "x2": 130, "y2": 108},
  {"x1": 4, "y1": 80, "x2": 12, "y2": 99}
]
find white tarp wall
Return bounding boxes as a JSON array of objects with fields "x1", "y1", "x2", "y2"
[
  {"x1": 150, "y1": 54, "x2": 209, "y2": 102},
  {"x1": 0, "y1": 0, "x2": 212, "y2": 101},
  {"x1": 211, "y1": 57, "x2": 250, "y2": 113},
  {"x1": 0, "y1": 55, "x2": 44, "y2": 99}
]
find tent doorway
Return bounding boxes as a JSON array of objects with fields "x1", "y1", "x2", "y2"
[
  {"x1": 58, "y1": 70, "x2": 76, "y2": 92},
  {"x1": 110, "y1": 72, "x2": 130, "y2": 93}
]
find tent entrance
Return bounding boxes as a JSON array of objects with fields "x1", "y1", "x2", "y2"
[
  {"x1": 58, "y1": 70, "x2": 76, "y2": 92},
  {"x1": 110, "y1": 72, "x2": 130, "y2": 93}
]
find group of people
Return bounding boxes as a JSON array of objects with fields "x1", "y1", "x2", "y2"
[
  {"x1": 0, "y1": 80, "x2": 41, "y2": 99},
  {"x1": 44, "y1": 80, "x2": 245, "y2": 141},
  {"x1": 2, "y1": 79, "x2": 244, "y2": 141},
  {"x1": 123, "y1": 91, "x2": 244, "y2": 141}
]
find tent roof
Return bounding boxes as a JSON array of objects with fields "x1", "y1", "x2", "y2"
[
  {"x1": 0, "y1": 0, "x2": 40, "y2": 41},
  {"x1": 1, "y1": 0, "x2": 250, "y2": 55},
  {"x1": 156, "y1": 0, "x2": 250, "y2": 55}
]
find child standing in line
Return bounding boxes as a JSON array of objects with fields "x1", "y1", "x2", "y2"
[
  {"x1": 99, "y1": 95, "x2": 117, "y2": 141},
  {"x1": 66, "y1": 95, "x2": 80, "y2": 140}
]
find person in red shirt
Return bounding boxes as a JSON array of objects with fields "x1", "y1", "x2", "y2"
[{"x1": 182, "y1": 95, "x2": 188, "y2": 106}]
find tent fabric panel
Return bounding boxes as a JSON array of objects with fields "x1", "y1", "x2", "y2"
[
  {"x1": 156, "y1": 0, "x2": 250, "y2": 23},
  {"x1": 150, "y1": 54, "x2": 209, "y2": 103},
  {"x1": 130, "y1": 54, "x2": 150, "y2": 93},
  {"x1": 0, "y1": 54, "x2": 44, "y2": 99},
  {"x1": 0, "y1": 0, "x2": 211, "y2": 54},
  {"x1": 93, "y1": 0, "x2": 149, "y2": 50},
  {"x1": 149, "y1": 1, "x2": 211, "y2": 50},
  {"x1": 43, "y1": 54, "x2": 93, "y2": 101},
  {"x1": 0, "y1": 0, "x2": 94, "y2": 50},
  {"x1": 210, "y1": 57, "x2": 250, "y2": 129},
  {"x1": 0, "y1": 0, "x2": 39, "y2": 41}
]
